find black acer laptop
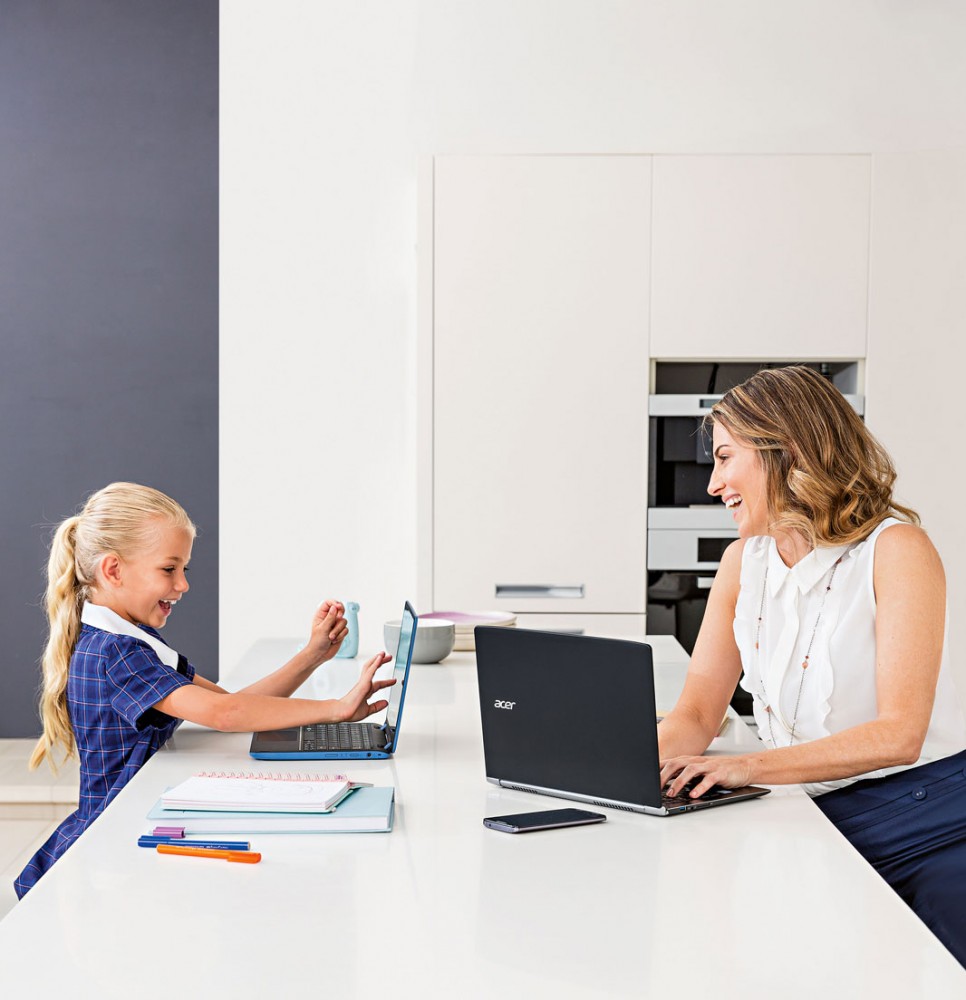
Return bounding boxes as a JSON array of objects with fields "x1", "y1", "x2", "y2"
[
  {"x1": 474, "y1": 626, "x2": 770, "y2": 815},
  {"x1": 249, "y1": 602, "x2": 418, "y2": 760}
]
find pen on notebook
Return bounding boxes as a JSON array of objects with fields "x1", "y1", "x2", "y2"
[
  {"x1": 138, "y1": 835, "x2": 251, "y2": 850},
  {"x1": 156, "y1": 844, "x2": 261, "y2": 864}
]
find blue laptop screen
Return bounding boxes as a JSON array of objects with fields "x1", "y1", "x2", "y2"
[{"x1": 386, "y1": 603, "x2": 416, "y2": 730}]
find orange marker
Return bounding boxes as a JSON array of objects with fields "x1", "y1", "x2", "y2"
[{"x1": 157, "y1": 843, "x2": 261, "y2": 864}]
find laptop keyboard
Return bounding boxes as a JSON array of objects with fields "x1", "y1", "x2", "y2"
[
  {"x1": 661, "y1": 781, "x2": 731, "y2": 807},
  {"x1": 301, "y1": 723, "x2": 381, "y2": 752}
]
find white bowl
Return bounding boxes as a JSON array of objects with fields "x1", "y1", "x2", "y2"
[{"x1": 384, "y1": 617, "x2": 456, "y2": 664}]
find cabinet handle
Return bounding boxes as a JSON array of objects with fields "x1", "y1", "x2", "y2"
[{"x1": 495, "y1": 584, "x2": 585, "y2": 600}]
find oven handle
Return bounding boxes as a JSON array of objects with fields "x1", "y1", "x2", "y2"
[{"x1": 494, "y1": 584, "x2": 585, "y2": 600}]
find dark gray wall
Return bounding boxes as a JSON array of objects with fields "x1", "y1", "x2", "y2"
[{"x1": 0, "y1": 1, "x2": 219, "y2": 736}]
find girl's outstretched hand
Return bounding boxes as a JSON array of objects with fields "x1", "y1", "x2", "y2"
[
  {"x1": 305, "y1": 600, "x2": 348, "y2": 664},
  {"x1": 337, "y1": 652, "x2": 395, "y2": 722}
]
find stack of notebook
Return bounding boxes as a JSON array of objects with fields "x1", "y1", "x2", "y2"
[{"x1": 147, "y1": 771, "x2": 395, "y2": 834}]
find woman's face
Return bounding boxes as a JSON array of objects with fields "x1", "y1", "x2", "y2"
[{"x1": 707, "y1": 422, "x2": 771, "y2": 538}]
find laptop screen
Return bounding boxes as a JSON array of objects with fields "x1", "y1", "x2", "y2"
[{"x1": 386, "y1": 602, "x2": 417, "y2": 730}]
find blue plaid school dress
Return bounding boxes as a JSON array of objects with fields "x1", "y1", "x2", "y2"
[{"x1": 14, "y1": 624, "x2": 195, "y2": 898}]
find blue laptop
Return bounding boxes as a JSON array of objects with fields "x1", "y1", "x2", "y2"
[{"x1": 249, "y1": 602, "x2": 418, "y2": 760}]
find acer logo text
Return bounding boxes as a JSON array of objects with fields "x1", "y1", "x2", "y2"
[{"x1": 494, "y1": 700, "x2": 516, "y2": 710}]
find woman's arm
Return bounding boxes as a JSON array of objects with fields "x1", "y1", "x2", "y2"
[
  {"x1": 657, "y1": 538, "x2": 746, "y2": 760},
  {"x1": 153, "y1": 652, "x2": 395, "y2": 732},
  {"x1": 662, "y1": 523, "x2": 947, "y2": 797}
]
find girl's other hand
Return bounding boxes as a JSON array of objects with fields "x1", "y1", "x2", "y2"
[
  {"x1": 337, "y1": 652, "x2": 396, "y2": 722},
  {"x1": 305, "y1": 600, "x2": 348, "y2": 664}
]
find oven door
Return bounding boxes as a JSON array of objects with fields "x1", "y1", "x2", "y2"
[{"x1": 646, "y1": 513, "x2": 750, "y2": 715}]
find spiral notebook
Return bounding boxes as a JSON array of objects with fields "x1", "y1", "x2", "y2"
[
  {"x1": 160, "y1": 771, "x2": 369, "y2": 813},
  {"x1": 148, "y1": 785, "x2": 395, "y2": 833}
]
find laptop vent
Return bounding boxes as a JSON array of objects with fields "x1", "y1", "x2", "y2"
[
  {"x1": 504, "y1": 783, "x2": 552, "y2": 797},
  {"x1": 590, "y1": 799, "x2": 636, "y2": 813},
  {"x1": 502, "y1": 784, "x2": 639, "y2": 812}
]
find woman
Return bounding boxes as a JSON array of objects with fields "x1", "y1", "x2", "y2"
[{"x1": 658, "y1": 366, "x2": 966, "y2": 966}]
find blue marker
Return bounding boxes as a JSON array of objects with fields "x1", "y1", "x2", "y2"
[{"x1": 138, "y1": 835, "x2": 251, "y2": 851}]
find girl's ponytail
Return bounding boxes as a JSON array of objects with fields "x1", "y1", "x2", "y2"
[
  {"x1": 29, "y1": 483, "x2": 195, "y2": 771},
  {"x1": 29, "y1": 516, "x2": 86, "y2": 770}
]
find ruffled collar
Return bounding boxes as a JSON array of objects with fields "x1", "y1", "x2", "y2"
[
  {"x1": 765, "y1": 539, "x2": 853, "y2": 597},
  {"x1": 81, "y1": 602, "x2": 179, "y2": 669}
]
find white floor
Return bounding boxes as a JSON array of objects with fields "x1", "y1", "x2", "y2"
[{"x1": 0, "y1": 740, "x2": 79, "y2": 922}]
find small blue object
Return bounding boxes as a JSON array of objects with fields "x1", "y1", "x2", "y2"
[
  {"x1": 138, "y1": 835, "x2": 251, "y2": 850},
  {"x1": 335, "y1": 601, "x2": 360, "y2": 658}
]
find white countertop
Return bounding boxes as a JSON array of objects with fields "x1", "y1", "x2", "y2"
[{"x1": 1, "y1": 634, "x2": 963, "y2": 998}]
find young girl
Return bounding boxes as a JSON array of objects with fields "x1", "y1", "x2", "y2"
[{"x1": 15, "y1": 482, "x2": 394, "y2": 898}]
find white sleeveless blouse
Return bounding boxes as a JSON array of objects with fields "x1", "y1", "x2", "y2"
[{"x1": 734, "y1": 518, "x2": 966, "y2": 796}]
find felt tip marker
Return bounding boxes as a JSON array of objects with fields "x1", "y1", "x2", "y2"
[
  {"x1": 139, "y1": 835, "x2": 251, "y2": 850},
  {"x1": 156, "y1": 844, "x2": 261, "y2": 864}
]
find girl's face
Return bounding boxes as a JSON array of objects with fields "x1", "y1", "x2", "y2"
[
  {"x1": 98, "y1": 521, "x2": 192, "y2": 629},
  {"x1": 707, "y1": 422, "x2": 771, "y2": 538}
]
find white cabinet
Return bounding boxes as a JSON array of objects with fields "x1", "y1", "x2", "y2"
[
  {"x1": 422, "y1": 153, "x2": 876, "y2": 624},
  {"x1": 430, "y1": 156, "x2": 651, "y2": 615},
  {"x1": 866, "y1": 150, "x2": 966, "y2": 707},
  {"x1": 650, "y1": 156, "x2": 871, "y2": 360}
]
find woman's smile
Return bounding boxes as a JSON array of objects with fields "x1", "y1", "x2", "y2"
[{"x1": 707, "y1": 424, "x2": 768, "y2": 537}]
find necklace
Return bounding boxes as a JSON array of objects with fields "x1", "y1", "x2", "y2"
[{"x1": 755, "y1": 554, "x2": 844, "y2": 747}]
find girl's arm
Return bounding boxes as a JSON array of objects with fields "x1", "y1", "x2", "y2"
[
  {"x1": 662, "y1": 524, "x2": 946, "y2": 797},
  {"x1": 235, "y1": 601, "x2": 349, "y2": 698},
  {"x1": 656, "y1": 538, "x2": 746, "y2": 760},
  {"x1": 153, "y1": 653, "x2": 394, "y2": 732},
  {"x1": 188, "y1": 601, "x2": 349, "y2": 699},
  {"x1": 230, "y1": 647, "x2": 325, "y2": 699}
]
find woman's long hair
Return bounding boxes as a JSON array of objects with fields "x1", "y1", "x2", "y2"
[
  {"x1": 706, "y1": 366, "x2": 918, "y2": 548},
  {"x1": 29, "y1": 483, "x2": 195, "y2": 771}
]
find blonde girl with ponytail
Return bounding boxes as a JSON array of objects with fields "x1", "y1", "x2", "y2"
[
  {"x1": 31, "y1": 484, "x2": 197, "y2": 771},
  {"x1": 17, "y1": 482, "x2": 396, "y2": 898}
]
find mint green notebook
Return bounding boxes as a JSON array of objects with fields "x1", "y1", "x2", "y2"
[{"x1": 146, "y1": 785, "x2": 394, "y2": 833}]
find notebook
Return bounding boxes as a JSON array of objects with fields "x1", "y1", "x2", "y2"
[
  {"x1": 147, "y1": 786, "x2": 395, "y2": 833},
  {"x1": 249, "y1": 601, "x2": 418, "y2": 760},
  {"x1": 474, "y1": 626, "x2": 770, "y2": 816},
  {"x1": 160, "y1": 770, "x2": 367, "y2": 813}
]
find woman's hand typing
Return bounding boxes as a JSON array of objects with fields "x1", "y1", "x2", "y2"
[{"x1": 660, "y1": 754, "x2": 757, "y2": 798}]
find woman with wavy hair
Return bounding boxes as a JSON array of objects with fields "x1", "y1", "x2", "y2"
[{"x1": 659, "y1": 366, "x2": 966, "y2": 966}]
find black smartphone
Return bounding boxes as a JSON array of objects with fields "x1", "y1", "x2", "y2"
[{"x1": 483, "y1": 807, "x2": 607, "y2": 834}]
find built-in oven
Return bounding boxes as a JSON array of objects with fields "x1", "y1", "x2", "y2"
[{"x1": 646, "y1": 361, "x2": 864, "y2": 717}]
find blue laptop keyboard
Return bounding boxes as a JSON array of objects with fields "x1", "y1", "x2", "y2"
[{"x1": 301, "y1": 723, "x2": 380, "y2": 752}]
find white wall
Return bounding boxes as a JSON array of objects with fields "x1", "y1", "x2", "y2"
[
  {"x1": 866, "y1": 150, "x2": 966, "y2": 702},
  {"x1": 220, "y1": 1, "x2": 966, "y2": 675}
]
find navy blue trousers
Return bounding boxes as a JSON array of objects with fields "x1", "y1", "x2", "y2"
[{"x1": 814, "y1": 749, "x2": 966, "y2": 969}]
